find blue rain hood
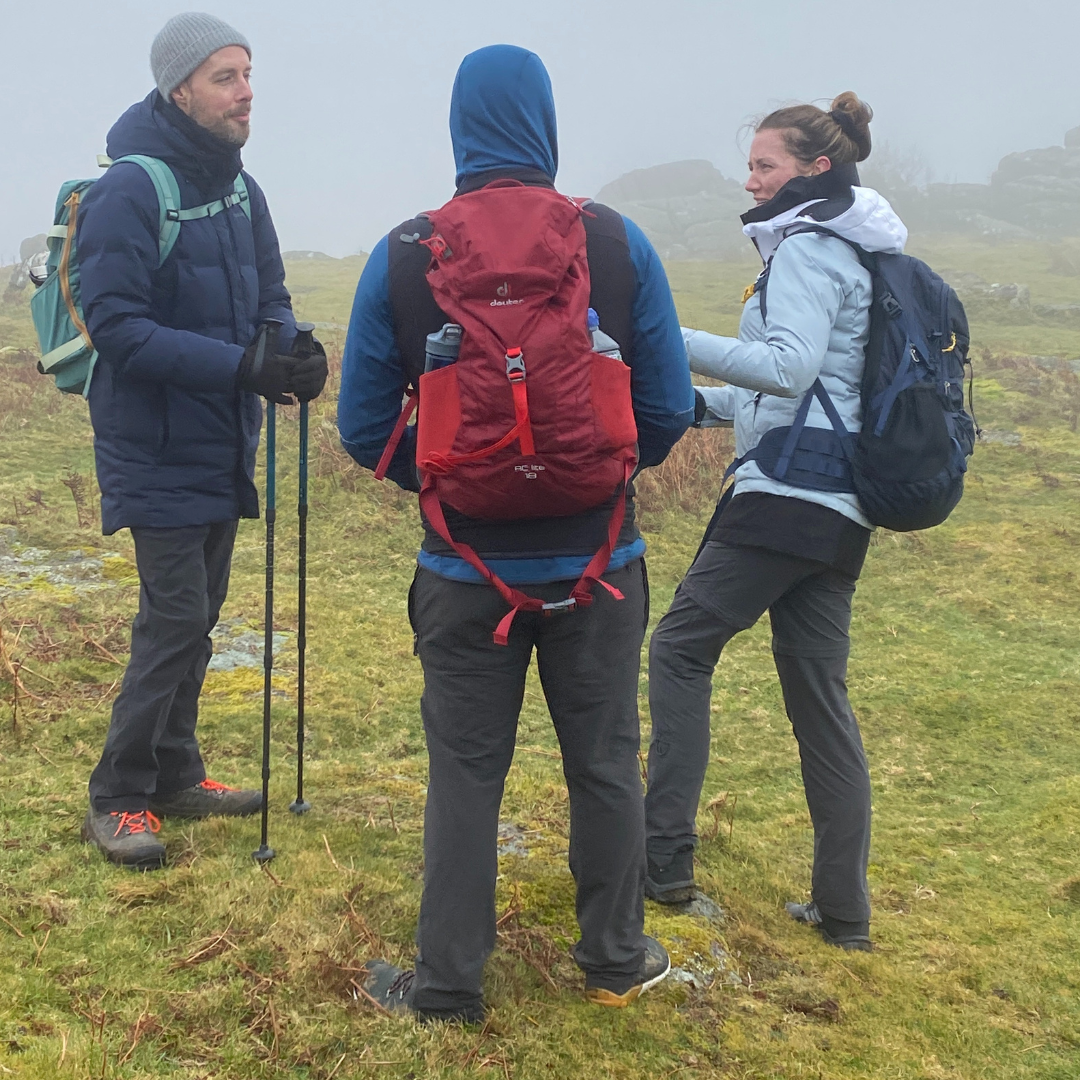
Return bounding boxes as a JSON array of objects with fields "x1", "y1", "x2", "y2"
[{"x1": 450, "y1": 45, "x2": 558, "y2": 187}]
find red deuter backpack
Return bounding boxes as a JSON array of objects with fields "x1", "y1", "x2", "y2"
[{"x1": 376, "y1": 181, "x2": 639, "y2": 644}]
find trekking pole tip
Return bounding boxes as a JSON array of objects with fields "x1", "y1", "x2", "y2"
[
  {"x1": 289, "y1": 799, "x2": 312, "y2": 815},
  {"x1": 252, "y1": 844, "x2": 276, "y2": 864}
]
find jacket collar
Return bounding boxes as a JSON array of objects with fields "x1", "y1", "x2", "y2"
[
  {"x1": 743, "y1": 180, "x2": 908, "y2": 263},
  {"x1": 105, "y1": 92, "x2": 243, "y2": 198},
  {"x1": 740, "y1": 163, "x2": 860, "y2": 226},
  {"x1": 455, "y1": 167, "x2": 555, "y2": 197}
]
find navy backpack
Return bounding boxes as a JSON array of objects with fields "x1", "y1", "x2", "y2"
[{"x1": 737, "y1": 225, "x2": 977, "y2": 533}]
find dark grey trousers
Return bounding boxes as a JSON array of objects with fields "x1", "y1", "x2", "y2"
[
  {"x1": 409, "y1": 560, "x2": 649, "y2": 1016},
  {"x1": 89, "y1": 521, "x2": 237, "y2": 813},
  {"x1": 645, "y1": 542, "x2": 871, "y2": 923}
]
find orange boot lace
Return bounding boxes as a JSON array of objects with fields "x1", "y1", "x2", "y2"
[
  {"x1": 199, "y1": 779, "x2": 238, "y2": 793},
  {"x1": 110, "y1": 811, "x2": 162, "y2": 837}
]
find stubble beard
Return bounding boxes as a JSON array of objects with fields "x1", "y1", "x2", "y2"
[{"x1": 189, "y1": 100, "x2": 250, "y2": 147}]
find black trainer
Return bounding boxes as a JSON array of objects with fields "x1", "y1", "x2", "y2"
[
  {"x1": 584, "y1": 935, "x2": 671, "y2": 1007},
  {"x1": 81, "y1": 809, "x2": 166, "y2": 870},
  {"x1": 786, "y1": 901, "x2": 873, "y2": 952},
  {"x1": 646, "y1": 847, "x2": 695, "y2": 904},
  {"x1": 148, "y1": 779, "x2": 262, "y2": 819},
  {"x1": 359, "y1": 961, "x2": 485, "y2": 1024}
]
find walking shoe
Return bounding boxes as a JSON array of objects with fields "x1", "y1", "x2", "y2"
[
  {"x1": 149, "y1": 779, "x2": 262, "y2": 819},
  {"x1": 82, "y1": 809, "x2": 165, "y2": 870},
  {"x1": 786, "y1": 901, "x2": 873, "y2": 952},
  {"x1": 358, "y1": 961, "x2": 485, "y2": 1024},
  {"x1": 646, "y1": 847, "x2": 696, "y2": 904},
  {"x1": 585, "y1": 936, "x2": 671, "y2": 1007}
]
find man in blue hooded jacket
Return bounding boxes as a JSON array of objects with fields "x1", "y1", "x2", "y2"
[
  {"x1": 341, "y1": 45, "x2": 693, "y2": 1019},
  {"x1": 76, "y1": 13, "x2": 327, "y2": 869}
]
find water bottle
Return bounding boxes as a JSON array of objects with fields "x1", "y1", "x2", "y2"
[
  {"x1": 424, "y1": 323, "x2": 463, "y2": 372},
  {"x1": 587, "y1": 307, "x2": 623, "y2": 362}
]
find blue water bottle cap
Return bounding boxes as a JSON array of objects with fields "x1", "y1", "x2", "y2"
[{"x1": 587, "y1": 307, "x2": 600, "y2": 332}]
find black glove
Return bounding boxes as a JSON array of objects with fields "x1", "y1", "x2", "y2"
[
  {"x1": 289, "y1": 338, "x2": 328, "y2": 402},
  {"x1": 694, "y1": 389, "x2": 708, "y2": 426},
  {"x1": 237, "y1": 341, "x2": 295, "y2": 405}
]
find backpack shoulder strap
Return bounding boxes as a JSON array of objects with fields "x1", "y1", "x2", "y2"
[
  {"x1": 581, "y1": 201, "x2": 636, "y2": 365},
  {"x1": 111, "y1": 156, "x2": 251, "y2": 266},
  {"x1": 388, "y1": 215, "x2": 445, "y2": 387},
  {"x1": 110, "y1": 155, "x2": 182, "y2": 266},
  {"x1": 757, "y1": 222, "x2": 877, "y2": 323},
  {"x1": 781, "y1": 222, "x2": 877, "y2": 271}
]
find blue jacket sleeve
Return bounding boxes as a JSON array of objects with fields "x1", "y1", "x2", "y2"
[
  {"x1": 621, "y1": 215, "x2": 695, "y2": 467},
  {"x1": 246, "y1": 175, "x2": 297, "y2": 352},
  {"x1": 77, "y1": 163, "x2": 245, "y2": 392},
  {"x1": 337, "y1": 236, "x2": 419, "y2": 491}
]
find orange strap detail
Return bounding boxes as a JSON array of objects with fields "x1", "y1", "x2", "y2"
[
  {"x1": 374, "y1": 389, "x2": 418, "y2": 481},
  {"x1": 59, "y1": 191, "x2": 92, "y2": 349}
]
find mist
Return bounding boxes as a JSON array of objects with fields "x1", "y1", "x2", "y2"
[{"x1": 2, "y1": 0, "x2": 1078, "y2": 260}]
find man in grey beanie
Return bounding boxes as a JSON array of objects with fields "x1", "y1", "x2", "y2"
[{"x1": 76, "y1": 13, "x2": 328, "y2": 869}]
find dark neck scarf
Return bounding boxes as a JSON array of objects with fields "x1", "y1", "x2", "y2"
[
  {"x1": 155, "y1": 92, "x2": 244, "y2": 194},
  {"x1": 741, "y1": 162, "x2": 860, "y2": 226}
]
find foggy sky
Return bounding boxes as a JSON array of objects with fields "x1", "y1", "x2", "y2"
[{"x1": 3, "y1": 0, "x2": 1079, "y2": 260}]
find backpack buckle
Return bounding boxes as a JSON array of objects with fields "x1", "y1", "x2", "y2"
[
  {"x1": 505, "y1": 348, "x2": 526, "y2": 381},
  {"x1": 422, "y1": 233, "x2": 452, "y2": 260},
  {"x1": 541, "y1": 598, "x2": 577, "y2": 615}
]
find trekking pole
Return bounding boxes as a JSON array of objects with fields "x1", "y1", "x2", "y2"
[
  {"x1": 290, "y1": 322, "x2": 316, "y2": 815},
  {"x1": 253, "y1": 319, "x2": 284, "y2": 865}
]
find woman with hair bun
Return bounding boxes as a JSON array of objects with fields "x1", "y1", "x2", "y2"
[{"x1": 644, "y1": 94, "x2": 907, "y2": 952}]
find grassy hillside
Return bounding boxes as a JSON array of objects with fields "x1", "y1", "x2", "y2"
[{"x1": 0, "y1": 237, "x2": 1077, "y2": 1079}]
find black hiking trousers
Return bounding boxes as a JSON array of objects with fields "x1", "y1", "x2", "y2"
[
  {"x1": 89, "y1": 522, "x2": 237, "y2": 814},
  {"x1": 409, "y1": 560, "x2": 649, "y2": 1017},
  {"x1": 645, "y1": 542, "x2": 872, "y2": 924}
]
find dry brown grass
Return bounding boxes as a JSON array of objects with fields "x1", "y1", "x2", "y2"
[{"x1": 636, "y1": 425, "x2": 734, "y2": 521}]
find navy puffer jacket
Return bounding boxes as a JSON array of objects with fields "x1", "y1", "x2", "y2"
[{"x1": 77, "y1": 92, "x2": 295, "y2": 534}]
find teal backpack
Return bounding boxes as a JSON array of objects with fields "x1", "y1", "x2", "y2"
[{"x1": 30, "y1": 155, "x2": 250, "y2": 397}]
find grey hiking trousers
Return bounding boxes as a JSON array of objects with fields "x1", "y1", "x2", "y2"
[
  {"x1": 89, "y1": 522, "x2": 236, "y2": 813},
  {"x1": 645, "y1": 541, "x2": 871, "y2": 923},
  {"x1": 409, "y1": 560, "x2": 649, "y2": 1017}
]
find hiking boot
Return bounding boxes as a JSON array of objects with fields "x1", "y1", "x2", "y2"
[
  {"x1": 585, "y1": 935, "x2": 671, "y2": 1007},
  {"x1": 359, "y1": 961, "x2": 485, "y2": 1024},
  {"x1": 786, "y1": 901, "x2": 873, "y2": 952},
  {"x1": 82, "y1": 809, "x2": 165, "y2": 870},
  {"x1": 646, "y1": 848, "x2": 696, "y2": 904},
  {"x1": 148, "y1": 779, "x2": 262, "y2": 819}
]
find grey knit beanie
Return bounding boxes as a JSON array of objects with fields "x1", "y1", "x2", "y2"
[{"x1": 151, "y1": 12, "x2": 251, "y2": 98}]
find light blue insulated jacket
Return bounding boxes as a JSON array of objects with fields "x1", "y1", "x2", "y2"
[{"x1": 687, "y1": 186, "x2": 908, "y2": 528}]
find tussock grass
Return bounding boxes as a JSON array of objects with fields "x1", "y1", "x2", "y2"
[{"x1": 0, "y1": 245, "x2": 1077, "y2": 1078}]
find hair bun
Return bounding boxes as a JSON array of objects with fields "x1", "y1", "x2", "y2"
[{"x1": 829, "y1": 91, "x2": 873, "y2": 162}]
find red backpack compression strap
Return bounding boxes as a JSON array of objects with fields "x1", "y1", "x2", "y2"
[
  {"x1": 418, "y1": 348, "x2": 535, "y2": 476},
  {"x1": 418, "y1": 458, "x2": 633, "y2": 645},
  {"x1": 373, "y1": 388, "x2": 418, "y2": 481}
]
